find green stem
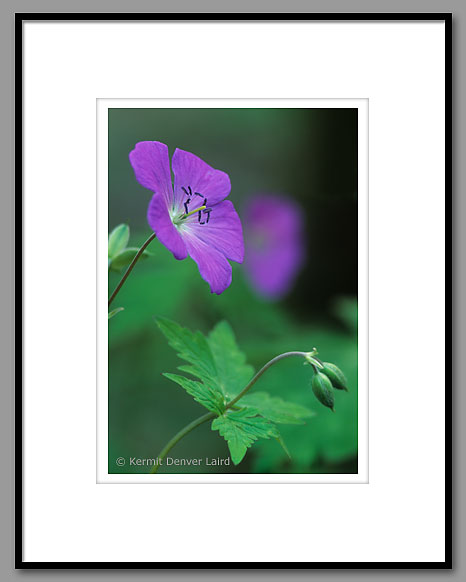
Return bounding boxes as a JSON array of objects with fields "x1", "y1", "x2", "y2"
[
  {"x1": 150, "y1": 411, "x2": 215, "y2": 474},
  {"x1": 150, "y1": 350, "x2": 307, "y2": 474},
  {"x1": 225, "y1": 351, "x2": 307, "y2": 408},
  {"x1": 108, "y1": 232, "x2": 156, "y2": 307}
]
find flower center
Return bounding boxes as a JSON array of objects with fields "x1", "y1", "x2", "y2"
[{"x1": 173, "y1": 185, "x2": 213, "y2": 227}]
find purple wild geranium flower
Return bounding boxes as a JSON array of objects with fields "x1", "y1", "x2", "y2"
[
  {"x1": 244, "y1": 194, "x2": 305, "y2": 300},
  {"x1": 129, "y1": 141, "x2": 244, "y2": 295}
]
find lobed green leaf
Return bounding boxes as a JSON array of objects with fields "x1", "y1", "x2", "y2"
[
  {"x1": 239, "y1": 392, "x2": 314, "y2": 425},
  {"x1": 211, "y1": 408, "x2": 279, "y2": 465},
  {"x1": 156, "y1": 317, "x2": 218, "y2": 384},
  {"x1": 163, "y1": 373, "x2": 225, "y2": 415},
  {"x1": 207, "y1": 321, "x2": 254, "y2": 399}
]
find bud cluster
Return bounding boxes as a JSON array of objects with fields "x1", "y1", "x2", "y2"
[{"x1": 304, "y1": 351, "x2": 348, "y2": 412}]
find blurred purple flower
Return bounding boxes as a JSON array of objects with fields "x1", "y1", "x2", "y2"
[
  {"x1": 129, "y1": 141, "x2": 244, "y2": 295},
  {"x1": 244, "y1": 194, "x2": 305, "y2": 300}
]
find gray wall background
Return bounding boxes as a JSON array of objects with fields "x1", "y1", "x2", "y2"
[{"x1": 3, "y1": 1, "x2": 460, "y2": 580}]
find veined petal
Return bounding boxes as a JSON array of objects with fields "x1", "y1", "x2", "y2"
[
  {"x1": 180, "y1": 200, "x2": 244, "y2": 263},
  {"x1": 129, "y1": 141, "x2": 174, "y2": 207},
  {"x1": 183, "y1": 232, "x2": 232, "y2": 295},
  {"x1": 172, "y1": 148, "x2": 231, "y2": 213},
  {"x1": 147, "y1": 194, "x2": 187, "y2": 260}
]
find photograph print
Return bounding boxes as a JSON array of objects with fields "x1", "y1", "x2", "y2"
[{"x1": 105, "y1": 104, "x2": 361, "y2": 478}]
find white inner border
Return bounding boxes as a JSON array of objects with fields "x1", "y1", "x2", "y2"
[
  {"x1": 23, "y1": 21, "x2": 445, "y2": 563},
  {"x1": 97, "y1": 98, "x2": 369, "y2": 485}
]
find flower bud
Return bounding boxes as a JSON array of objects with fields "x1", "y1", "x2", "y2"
[
  {"x1": 311, "y1": 372, "x2": 335, "y2": 411},
  {"x1": 321, "y1": 362, "x2": 348, "y2": 392}
]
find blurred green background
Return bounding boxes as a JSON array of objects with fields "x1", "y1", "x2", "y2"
[{"x1": 108, "y1": 108, "x2": 358, "y2": 474}]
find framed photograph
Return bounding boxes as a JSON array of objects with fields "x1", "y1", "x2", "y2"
[
  {"x1": 99, "y1": 98, "x2": 367, "y2": 484},
  {"x1": 17, "y1": 13, "x2": 451, "y2": 567}
]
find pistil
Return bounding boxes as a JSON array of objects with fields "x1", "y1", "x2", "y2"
[{"x1": 182, "y1": 205, "x2": 206, "y2": 219}]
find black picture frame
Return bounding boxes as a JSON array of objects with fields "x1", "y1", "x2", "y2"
[{"x1": 15, "y1": 12, "x2": 452, "y2": 570}]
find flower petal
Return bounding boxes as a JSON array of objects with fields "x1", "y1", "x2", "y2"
[
  {"x1": 180, "y1": 200, "x2": 244, "y2": 263},
  {"x1": 172, "y1": 148, "x2": 231, "y2": 213},
  {"x1": 129, "y1": 141, "x2": 173, "y2": 207},
  {"x1": 147, "y1": 194, "x2": 187, "y2": 260},
  {"x1": 182, "y1": 232, "x2": 232, "y2": 295}
]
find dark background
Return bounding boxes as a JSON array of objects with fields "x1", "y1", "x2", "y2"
[{"x1": 108, "y1": 107, "x2": 358, "y2": 474}]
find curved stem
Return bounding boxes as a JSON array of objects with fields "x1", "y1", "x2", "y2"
[
  {"x1": 225, "y1": 351, "x2": 307, "y2": 409},
  {"x1": 150, "y1": 411, "x2": 215, "y2": 474},
  {"x1": 150, "y1": 351, "x2": 307, "y2": 474},
  {"x1": 108, "y1": 232, "x2": 156, "y2": 307}
]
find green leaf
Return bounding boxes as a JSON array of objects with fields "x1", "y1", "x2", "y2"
[
  {"x1": 211, "y1": 408, "x2": 279, "y2": 465},
  {"x1": 108, "y1": 307, "x2": 124, "y2": 320},
  {"x1": 156, "y1": 317, "x2": 218, "y2": 384},
  {"x1": 275, "y1": 432, "x2": 291, "y2": 460},
  {"x1": 108, "y1": 224, "x2": 129, "y2": 259},
  {"x1": 163, "y1": 373, "x2": 225, "y2": 415},
  {"x1": 207, "y1": 321, "x2": 254, "y2": 399},
  {"x1": 109, "y1": 247, "x2": 151, "y2": 272},
  {"x1": 239, "y1": 392, "x2": 314, "y2": 425}
]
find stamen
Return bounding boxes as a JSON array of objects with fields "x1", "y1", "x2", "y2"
[{"x1": 175, "y1": 190, "x2": 212, "y2": 226}]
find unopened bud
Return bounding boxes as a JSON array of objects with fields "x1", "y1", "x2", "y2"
[
  {"x1": 321, "y1": 362, "x2": 348, "y2": 392},
  {"x1": 311, "y1": 372, "x2": 335, "y2": 411}
]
